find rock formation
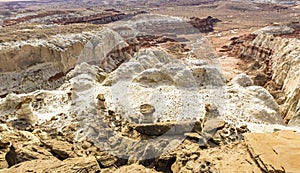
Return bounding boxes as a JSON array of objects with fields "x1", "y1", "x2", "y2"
[
  {"x1": 223, "y1": 24, "x2": 300, "y2": 126},
  {"x1": 0, "y1": 13, "x2": 221, "y2": 98},
  {"x1": 0, "y1": 7, "x2": 300, "y2": 172},
  {"x1": 0, "y1": 27, "x2": 129, "y2": 96},
  {"x1": 1, "y1": 9, "x2": 146, "y2": 27},
  {"x1": 1, "y1": 11, "x2": 71, "y2": 27},
  {"x1": 15, "y1": 97, "x2": 37, "y2": 126},
  {"x1": 53, "y1": 11, "x2": 147, "y2": 25},
  {"x1": 245, "y1": 131, "x2": 300, "y2": 172},
  {"x1": 188, "y1": 16, "x2": 221, "y2": 33}
]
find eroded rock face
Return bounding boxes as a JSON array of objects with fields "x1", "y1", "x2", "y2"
[
  {"x1": 1, "y1": 11, "x2": 69, "y2": 27},
  {"x1": 15, "y1": 97, "x2": 37, "y2": 126},
  {"x1": 1, "y1": 10, "x2": 145, "y2": 27},
  {"x1": 109, "y1": 14, "x2": 220, "y2": 38},
  {"x1": 0, "y1": 27, "x2": 128, "y2": 96},
  {"x1": 0, "y1": 53, "x2": 297, "y2": 171},
  {"x1": 0, "y1": 13, "x2": 223, "y2": 98},
  {"x1": 225, "y1": 26, "x2": 300, "y2": 126},
  {"x1": 1, "y1": 17, "x2": 300, "y2": 172},
  {"x1": 226, "y1": 73, "x2": 283, "y2": 126},
  {"x1": 0, "y1": 30, "x2": 288, "y2": 172},
  {"x1": 54, "y1": 11, "x2": 146, "y2": 25},
  {"x1": 188, "y1": 16, "x2": 221, "y2": 33},
  {"x1": 101, "y1": 48, "x2": 224, "y2": 122},
  {"x1": 0, "y1": 45, "x2": 284, "y2": 133},
  {"x1": 2, "y1": 14, "x2": 217, "y2": 97}
]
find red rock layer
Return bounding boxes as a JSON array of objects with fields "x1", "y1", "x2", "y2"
[
  {"x1": 54, "y1": 11, "x2": 146, "y2": 25},
  {"x1": 1, "y1": 11, "x2": 72, "y2": 27},
  {"x1": 188, "y1": 16, "x2": 221, "y2": 33},
  {"x1": 1, "y1": 11, "x2": 146, "y2": 27}
]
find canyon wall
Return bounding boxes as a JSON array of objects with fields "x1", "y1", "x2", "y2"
[
  {"x1": 0, "y1": 28, "x2": 128, "y2": 96},
  {"x1": 225, "y1": 26, "x2": 300, "y2": 126},
  {"x1": 1, "y1": 10, "x2": 146, "y2": 27},
  {"x1": 1, "y1": 10, "x2": 71, "y2": 27}
]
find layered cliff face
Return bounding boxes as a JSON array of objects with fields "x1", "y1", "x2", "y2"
[
  {"x1": 0, "y1": 27, "x2": 130, "y2": 96},
  {"x1": 109, "y1": 14, "x2": 221, "y2": 37},
  {"x1": 0, "y1": 30, "x2": 179, "y2": 97},
  {"x1": 1, "y1": 10, "x2": 70, "y2": 27},
  {"x1": 54, "y1": 11, "x2": 147, "y2": 25},
  {"x1": 0, "y1": 14, "x2": 221, "y2": 97},
  {"x1": 224, "y1": 25, "x2": 300, "y2": 126},
  {"x1": 1, "y1": 9, "x2": 146, "y2": 27}
]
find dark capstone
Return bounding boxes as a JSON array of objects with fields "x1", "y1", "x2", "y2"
[
  {"x1": 5, "y1": 145, "x2": 18, "y2": 168},
  {"x1": 132, "y1": 121, "x2": 198, "y2": 136}
]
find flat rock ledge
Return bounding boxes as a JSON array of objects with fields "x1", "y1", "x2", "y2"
[{"x1": 245, "y1": 131, "x2": 300, "y2": 173}]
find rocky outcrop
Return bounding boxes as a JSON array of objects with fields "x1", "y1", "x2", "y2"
[
  {"x1": 98, "y1": 48, "x2": 282, "y2": 128},
  {"x1": 245, "y1": 131, "x2": 300, "y2": 172},
  {"x1": 15, "y1": 97, "x2": 37, "y2": 126},
  {"x1": 255, "y1": 3, "x2": 289, "y2": 11},
  {"x1": 2, "y1": 2, "x2": 300, "y2": 172},
  {"x1": 1, "y1": 119, "x2": 298, "y2": 173},
  {"x1": 224, "y1": 25, "x2": 300, "y2": 126},
  {"x1": 188, "y1": 16, "x2": 221, "y2": 33},
  {"x1": 1, "y1": 52, "x2": 283, "y2": 137},
  {"x1": 1, "y1": 11, "x2": 70, "y2": 27},
  {"x1": 144, "y1": 0, "x2": 219, "y2": 6},
  {"x1": 275, "y1": 22, "x2": 300, "y2": 38},
  {"x1": 53, "y1": 11, "x2": 146, "y2": 25},
  {"x1": 0, "y1": 37, "x2": 284, "y2": 132},
  {"x1": 0, "y1": 28, "x2": 128, "y2": 96},
  {"x1": 0, "y1": 30, "x2": 290, "y2": 172},
  {"x1": 0, "y1": 14, "x2": 221, "y2": 97},
  {"x1": 2, "y1": 157, "x2": 100, "y2": 173},
  {"x1": 110, "y1": 14, "x2": 220, "y2": 38},
  {"x1": 0, "y1": 24, "x2": 300, "y2": 172},
  {"x1": 1, "y1": 9, "x2": 146, "y2": 27}
]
